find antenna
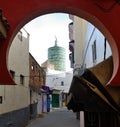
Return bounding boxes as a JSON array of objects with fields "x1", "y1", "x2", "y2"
[{"x1": 55, "y1": 35, "x2": 57, "y2": 46}]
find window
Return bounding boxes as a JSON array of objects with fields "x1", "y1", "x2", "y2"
[
  {"x1": 104, "y1": 38, "x2": 107, "y2": 60},
  {"x1": 92, "y1": 40, "x2": 97, "y2": 63},
  {"x1": 0, "y1": 96, "x2": 2, "y2": 104},
  {"x1": 31, "y1": 65, "x2": 34, "y2": 71},
  {"x1": 61, "y1": 81, "x2": 64, "y2": 86},
  {"x1": 10, "y1": 70, "x2": 15, "y2": 79},
  {"x1": 20, "y1": 74, "x2": 24, "y2": 85},
  {"x1": 18, "y1": 31, "x2": 22, "y2": 41}
]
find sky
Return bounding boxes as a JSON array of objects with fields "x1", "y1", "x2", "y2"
[{"x1": 24, "y1": 13, "x2": 72, "y2": 71}]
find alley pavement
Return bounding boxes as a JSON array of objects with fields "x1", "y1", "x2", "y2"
[{"x1": 26, "y1": 107, "x2": 80, "y2": 127}]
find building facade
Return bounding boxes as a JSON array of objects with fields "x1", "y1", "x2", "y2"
[
  {"x1": 67, "y1": 15, "x2": 120, "y2": 126},
  {"x1": 29, "y1": 53, "x2": 46, "y2": 118},
  {"x1": 0, "y1": 29, "x2": 30, "y2": 127},
  {"x1": 69, "y1": 15, "x2": 112, "y2": 74},
  {"x1": 83, "y1": 22, "x2": 112, "y2": 68}
]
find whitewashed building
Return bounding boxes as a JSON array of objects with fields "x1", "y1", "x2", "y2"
[
  {"x1": 70, "y1": 16, "x2": 112, "y2": 75},
  {"x1": 68, "y1": 15, "x2": 112, "y2": 125},
  {"x1": 0, "y1": 29, "x2": 30, "y2": 127}
]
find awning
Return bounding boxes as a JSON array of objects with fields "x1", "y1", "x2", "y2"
[
  {"x1": 42, "y1": 86, "x2": 53, "y2": 94},
  {"x1": 67, "y1": 56, "x2": 120, "y2": 113}
]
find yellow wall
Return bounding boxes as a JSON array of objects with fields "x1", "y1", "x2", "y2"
[{"x1": 73, "y1": 16, "x2": 88, "y2": 69}]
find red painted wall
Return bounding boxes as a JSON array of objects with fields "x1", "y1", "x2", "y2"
[{"x1": 0, "y1": 0, "x2": 120, "y2": 86}]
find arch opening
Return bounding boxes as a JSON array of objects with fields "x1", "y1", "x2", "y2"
[{"x1": 8, "y1": 8, "x2": 118, "y2": 86}]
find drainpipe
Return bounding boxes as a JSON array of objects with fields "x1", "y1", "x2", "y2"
[{"x1": 74, "y1": 27, "x2": 96, "y2": 76}]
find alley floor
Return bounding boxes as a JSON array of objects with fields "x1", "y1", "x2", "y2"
[{"x1": 26, "y1": 107, "x2": 80, "y2": 127}]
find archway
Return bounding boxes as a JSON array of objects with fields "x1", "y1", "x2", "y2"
[{"x1": 0, "y1": 0, "x2": 120, "y2": 86}]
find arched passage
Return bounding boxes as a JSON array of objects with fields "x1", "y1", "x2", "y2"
[{"x1": 0, "y1": 0, "x2": 120, "y2": 86}]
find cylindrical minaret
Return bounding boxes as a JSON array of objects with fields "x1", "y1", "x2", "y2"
[{"x1": 48, "y1": 38, "x2": 66, "y2": 71}]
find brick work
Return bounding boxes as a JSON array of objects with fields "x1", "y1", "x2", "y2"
[{"x1": 29, "y1": 53, "x2": 46, "y2": 88}]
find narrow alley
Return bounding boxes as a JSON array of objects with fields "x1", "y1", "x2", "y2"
[{"x1": 26, "y1": 107, "x2": 80, "y2": 127}]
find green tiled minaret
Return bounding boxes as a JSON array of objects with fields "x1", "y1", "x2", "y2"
[{"x1": 48, "y1": 38, "x2": 66, "y2": 71}]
